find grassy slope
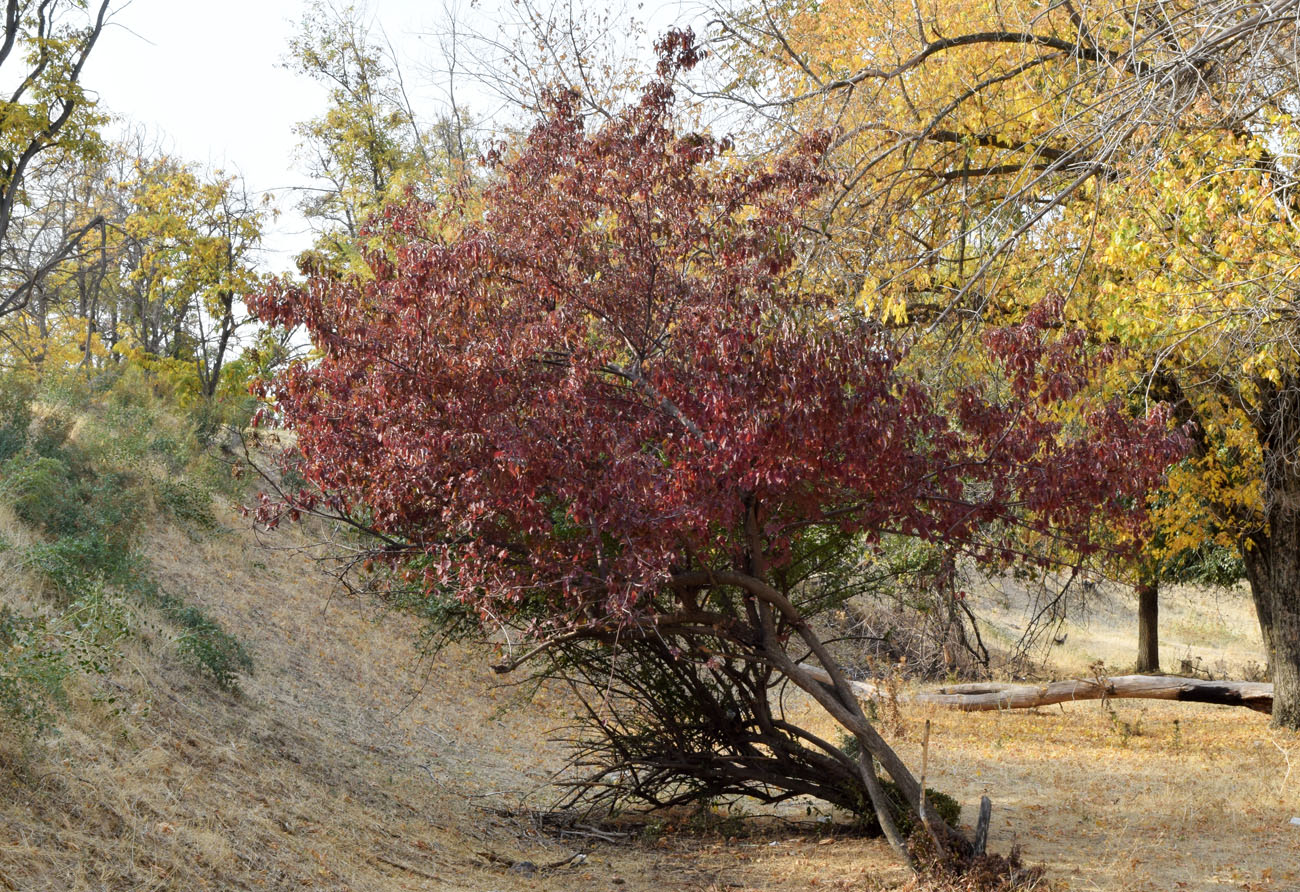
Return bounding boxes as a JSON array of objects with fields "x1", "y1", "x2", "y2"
[
  {"x1": 1, "y1": 493, "x2": 904, "y2": 891},
  {"x1": 0, "y1": 458, "x2": 1295, "y2": 890}
]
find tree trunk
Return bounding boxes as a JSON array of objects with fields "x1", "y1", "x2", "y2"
[
  {"x1": 914, "y1": 675, "x2": 1273, "y2": 713},
  {"x1": 1242, "y1": 380, "x2": 1300, "y2": 730},
  {"x1": 1243, "y1": 523, "x2": 1300, "y2": 729},
  {"x1": 1135, "y1": 579, "x2": 1160, "y2": 673},
  {"x1": 201, "y1": 291, "x2": 236, "y2": 399},
  {"x1": 1244, "y1": 552, "x2": 1276, "y2": 679}
]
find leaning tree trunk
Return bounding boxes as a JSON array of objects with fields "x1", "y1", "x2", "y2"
[
  {"x1": 1243, "y1": 380, "x2": 1300, "y2": 730},
  {"x1": 1135, "y1": 578, "x2": 1160, "y2": 674}
]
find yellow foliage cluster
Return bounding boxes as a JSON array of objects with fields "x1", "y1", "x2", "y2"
[
  {"x1": 732, "y1": 0, "x2": 1300, "y2": 578},
  {"x1": 0, "y1": 313, "x2": 111, "y2": 371}
]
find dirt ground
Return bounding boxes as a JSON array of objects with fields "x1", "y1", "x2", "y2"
[{"x1": 1, "y1": 500, "x2": 1296, "y2": 891}]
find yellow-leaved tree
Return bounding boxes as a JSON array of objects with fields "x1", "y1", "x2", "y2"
[
  {"x1": 0, "y1": 0, "x2": 112, "y2": 321},
  {"x1": 1, "y1": 137, "x2": 267, "y2": 404},
  {"x1": 710, "y1": 0, "x2": 1300, "y2": 727}
]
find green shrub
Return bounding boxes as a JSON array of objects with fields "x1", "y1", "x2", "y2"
[
  {"x1": 0, "y1": 424, "x2": 25, "y2": 465},
  {"x1": 58, "y1": 580, "x2": 133, "y2": 669},
  {"x1": 0, "y1": 582, "x2": 130, "y2": 747},
  {"x1": 190, "y1": 398, "x2": 226, "y2": 449},
  {"x1": 3, "y1": 448, "x2": 141, "y2": 539},
  {"x1": 83, "y1": 469, "x2": 146, "y2": 544},
  {"x1": 2, "y1": 454, "x2": 82, "y2": 536},
  {"x1": 148, "y1": 431, "x2": 190, "y2": 474},
  {"x1": 171, "y1": 605, "x2": 253, "y2": 692},
  {"x1": 26, "y1": 534, "x2": 136, "y2": 597},
  {"x1": 157, "y1": 479, "x2": 216, "y2": 529},
  {"x1": 28, "y1": 410, "x2": 74, "y2": 458},
  {"x1": 188, "y1": 390, "x2": 255, "y2": 452},
  {"x1": 0, "y1": 608, "x2": 72, "y2": 740},
  {"x1": 0, "y1": 375, "x2": 32, "y2": 462},
  {"x1": 883, "y1": 778, "x2": 962, "y2": 836},
  {"x1": 125, "y1": 577, "x2": 254, "y2": 692},
  {"x1": 2, "y1": 437, "x2": 145, "y2": 575}
]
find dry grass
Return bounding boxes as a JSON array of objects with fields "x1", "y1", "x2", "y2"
[
  {"x1": 0, "y1": 495, "x2": 1296, "y2": 891},
  {"x1": 0, "y1": 502, "x2": 37, "y2": 552},
  {"x1": 971, "y1": 576, "x2": 1266, "y2": 679},
  {"x1": 1, "y1": 501, "x2": 894, "y2": 891},
  {"x1": 853, "y1": 697, "x2": 1294, "y2": 891}
]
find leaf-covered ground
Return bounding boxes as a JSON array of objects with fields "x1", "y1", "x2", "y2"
[{"x1": 0, "y1": 496, "x2": 1294, "y2": 891}]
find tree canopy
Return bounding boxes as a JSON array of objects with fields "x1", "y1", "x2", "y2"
[
  {"x1": 250, "y1": 35, "x2": 1184, "y2": 851},
  {"x1": 712, "y1": 0, "x2": 1300, "y2": 727},
  {"x1": 0, "y1": 0, "x2": 111, "y2": 320}
]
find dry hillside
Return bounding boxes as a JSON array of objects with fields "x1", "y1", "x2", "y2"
[{"x1": 0, "y1": 490, "x2": 1295, "y2": 891}]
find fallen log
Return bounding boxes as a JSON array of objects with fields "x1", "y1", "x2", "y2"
[
  {"x1": 802, "y1": 667, "x2": 1273, "y2": 714},
  {"x1": 916, "y1": 675, "x2": 1273, "y2": 714}
]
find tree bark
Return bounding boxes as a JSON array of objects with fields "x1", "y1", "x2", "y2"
[
  {"x1": 1243, "y1": 515, "x2": 1300, "y2": 729},
  {"x1": 1135, "y1": 579, "x2": 1160, "y2": 674},
  {"x1": 918, "y1": 675, "x2": 1273, "y2": 713},
  {"x1": 1244, "y1": 551, "x2": 1275, "y2": 680},
  {"x1": 973, "y1": 796, "x2": 992, "y2": 856},
  {"x1": 1242, "y1": 379, "x2": 1300, "y2": 730}
]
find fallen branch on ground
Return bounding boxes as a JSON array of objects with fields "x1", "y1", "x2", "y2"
[{"x1": 802, "y1": 667, "x2": 1273, "y2": 714}]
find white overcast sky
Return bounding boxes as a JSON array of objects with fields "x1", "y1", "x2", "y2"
[
  {"x1": 82, "y1": 0, "x2": 694, "y2": 275},
  {"x1": 83, "y1": 0, "x2": 486, "y2": 272}
]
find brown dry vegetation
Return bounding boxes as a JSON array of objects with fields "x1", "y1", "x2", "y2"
[
  {"x1": 970, "y1": 577, "x2": 1268, "y2": 682},
  {"x1": 1, "y1": 493, "x2": 1296, "y2": 891}
]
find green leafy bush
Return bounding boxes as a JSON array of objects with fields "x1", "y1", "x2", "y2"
[
  {"x1": 28, "y1": 409, "x2": 75, "y2": 459},
  {"x1": 0, "y1": 582, "x2": 130, "y2": 747},
  {"x1": 25, "y1": 534, "x2": 136, "y2": 597},
  {"x1": 157, "y1": 479, "x2": 216, "y2": 529},
  {"x1": 2, "y1": 454, "x2": 82, "y2": 536},
  {"x1": 884, "y1": 778, "x2": 962, "y2": 836},
  {"x1": 0, "y1": 375, "x2": 32, "y2": 463},
  {"x1": 171, "y1": 605, "x2": 253, "y2": 692},
  {"x1": 190, "y1": 398, "x2": 229, "y2": 449},
  {"x1": 2, "y1": 448, "x2": 143, "y2": 548},
  {"x1": 0, "y1": 608, "x2": 72, "y2": 740}
]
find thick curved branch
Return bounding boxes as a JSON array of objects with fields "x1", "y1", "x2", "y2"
[
  {"x1": 669, "y1": 569, "x2": 940, "y2": 840},
  {"x1": 739, "y1": 30, "x2": 1152, "y2": 110}
]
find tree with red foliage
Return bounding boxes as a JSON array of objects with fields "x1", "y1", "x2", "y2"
[{"x1": 250, "y1": 33, "x2": 1183, "y2": 856}]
